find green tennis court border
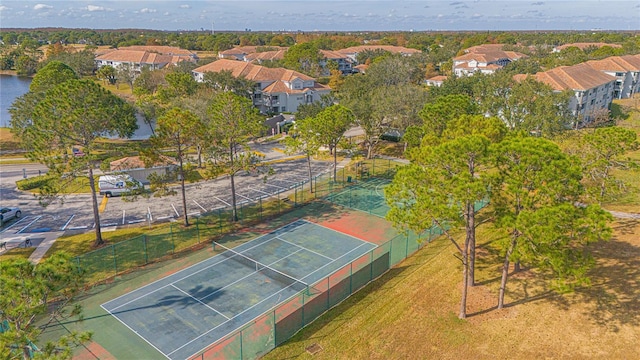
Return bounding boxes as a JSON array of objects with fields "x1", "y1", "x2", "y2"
[
  {"x1": 325, "y1": 178, "x2": 391, "y2": 217},
  {"x1": 101, "y1": 219, "x2": 376, "y2": 360}
]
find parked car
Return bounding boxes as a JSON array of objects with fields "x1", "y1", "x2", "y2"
[{"x1": 0, "y1": 206, "x2": 22, "y2": 226}]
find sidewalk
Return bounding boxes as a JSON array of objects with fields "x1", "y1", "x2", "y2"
[{"x1": 27, "y1": 231, "x2": 63, "y2": 264}]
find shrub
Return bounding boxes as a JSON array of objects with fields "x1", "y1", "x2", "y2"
[{"x1": 16, "y1": 175, "x2": 54, "y2": 190}]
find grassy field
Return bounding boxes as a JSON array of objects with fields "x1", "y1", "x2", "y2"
[{"x1": 264, "y1": 219, "x2": 640, "y2": 360}]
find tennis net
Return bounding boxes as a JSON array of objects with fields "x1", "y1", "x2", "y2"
[{"x1": 213, "y1": 241, "x2": 308, "y2": 292}]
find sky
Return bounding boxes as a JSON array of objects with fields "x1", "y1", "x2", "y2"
[{"x1": 0, "y1": 1, "x2": 639, "y2": 32}]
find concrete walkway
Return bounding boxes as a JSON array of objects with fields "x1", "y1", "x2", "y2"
[{"x1": 27, "y1": 231, "x2": 64, "y2": 264}]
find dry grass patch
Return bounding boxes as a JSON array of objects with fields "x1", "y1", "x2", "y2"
[{"x1": 264, "y1": 221, "x2": 640, "y2": 360}]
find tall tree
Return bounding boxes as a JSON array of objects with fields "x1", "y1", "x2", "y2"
[
  {"x1": 283, "y1": 42, "x2": 322, "y2": 76},
  {"x1": 564, "y1": 126, "x2": 639, "y2": 204},
  {"x1": 489, "y1": 136, "x2": 609, "y2": 308},
  {"x1": 206, "y1": 92, "x2": 265, "y2": 221},
  {"x1": 283, "y1": 118, "x2": 322, "y2": 193},
  {"x1": 0, "y1": 252, "x2": 91, "y2": 360},
  {"x1": 309, "y1": 105, "x2": 354, "y2": 181},
  {"x1": 12, "y1": 79, "x2": 137, "y2": 247},
  {"x1": 150, "y1": 108, "x2": 203, "y2": 227}
]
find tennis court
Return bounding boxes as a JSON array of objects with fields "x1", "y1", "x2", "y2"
[
  {"x1": 101, "y1": 219, "x2": 376, "y2": 360},
  {"x1": 325, "y1": 178, "x2": 390, "y2": 217}
]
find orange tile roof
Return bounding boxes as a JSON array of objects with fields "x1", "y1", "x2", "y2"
[
  {"x1": 109, "y1": 156, "x2": 175, "y2": 171},
  {"x1": 534, "y1": 63, "x2": 616, "y2": 91},
  {"x1": 193, "y1": 59, "x2": 314, "y2": 82},
  {"x1": 454, "y1": 49, "x2": 526, "y2": 63},
  {"x1": 118, "y1": 45, "x2": 195, "y2": 56},
  {"x1": 556, "y1": 42, "x2": 622, "y2": 51},
  {"x1": 337, "y1": 45, "x2": 421, "y2": 55},
  {"x1": 245, "y1": 50, "x2": 287, "y2": 62},
  {"x1": 427, "y1": 75, "x2": 448, "y2": 82},
  {"x1": 585, "y1": 55, "x2": 640, "y2": 72}
]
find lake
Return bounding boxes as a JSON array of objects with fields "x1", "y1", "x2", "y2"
[{"x1": 0, "y1": 74, "x2": 32, "y2": 128}]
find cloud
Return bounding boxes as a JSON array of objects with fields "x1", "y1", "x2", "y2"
[
  {"x1": 140, "y1": 8, "x2": 156, "y2": 14},
  {"x1": 87, "y1": 5, "x2": 105, "y2": 12},
  {"x1": 33, "y1": 4, "x2": 53, "y2": 10},
  {"x1": 180, "y1": 4, "x2": 190, "y2": 9}
]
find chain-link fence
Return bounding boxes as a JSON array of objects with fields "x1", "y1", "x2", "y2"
[{"x1": 74, "y1": 158, "x2": 404, "y2": 284}]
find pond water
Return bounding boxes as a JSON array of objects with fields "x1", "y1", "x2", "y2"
[{"x1": 0, "y1": 74, "x2": 32, "y2": 128}]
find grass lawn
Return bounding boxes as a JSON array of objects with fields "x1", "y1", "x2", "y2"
[{"x1": 264, "y1": 219, "x2": 640, "y2": 360}]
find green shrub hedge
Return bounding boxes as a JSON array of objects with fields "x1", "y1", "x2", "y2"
[{"x1": 16, "y1": 175, "x2": 54, "y2": 190}]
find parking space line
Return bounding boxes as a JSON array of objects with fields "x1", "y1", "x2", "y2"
[
  {"x1": 17, "y1": 216, "x2": 42, "y2": 234},
  {"x1": 61, "y1": 214, "x2": 75, "y2": 231},
  {"x1": 236, "y1": 193, "x2": 252, "y2": 201},
  {"x1": 261, "y1": 183, "x2": 285, "y2": 190},
  {"x1": 193, "y1": 200, "x2": 207, "y2": 212},
  {"x1": 273, "y1": 178, "x2": 299, "y2": 183},
  {"x1": 0, "y1": 216, "x2": 31, "y2": 233},
  {"x1": 214, "y1": 196, "x2": 231, "y2": 206},
  {"x1": 248, "y1": 187, "x2": 270, "y2": 195}
]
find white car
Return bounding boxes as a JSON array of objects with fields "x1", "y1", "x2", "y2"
[{"x1": 0, "y1": 206, "x2": 22, "y2": 226}]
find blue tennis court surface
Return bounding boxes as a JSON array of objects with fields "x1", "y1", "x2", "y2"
[{"x1": 101, "y1": 219, "x2": 376, "y2": 359}]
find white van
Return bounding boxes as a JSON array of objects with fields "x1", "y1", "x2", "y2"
[{"x1": 98, "y1": 174, "x2": 142, "y2": 197}]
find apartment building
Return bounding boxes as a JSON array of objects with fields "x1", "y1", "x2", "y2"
[
  {"x1": 518, "y1": 63, "x2": 616, "y2": 125},
  {"x1": 192, "y1": 59, "x2": 331, "y2": 114},
  {"x1": 453, "y1": 44, "x2": 527, "y2": 76},
  {"x1": 585, "y1": 54, "x2": 640, "y2": 99},
  {"x1": 95, "y1": 45, "x2": 197, "y2": 72}
]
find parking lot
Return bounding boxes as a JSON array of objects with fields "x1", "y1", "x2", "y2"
[{"x1": 0, "y1": 157, "x2": 332, "y2": 238}]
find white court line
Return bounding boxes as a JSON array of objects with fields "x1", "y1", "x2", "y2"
[
  {"x1": 99, "y1": 304, "x2": 171, "y2": 359},
  {"x1": 17, "y1": 216, "x2": 42, "y2": 234},
  {"x1": 169, "y1": 258, "x2": 307, "y2": 357},
  {"x1": 171, "y1": 204, "x2": 179, "y2": 217},
  {"x1": 275, "y1": 236, "x2": 334, "y2": 261},
  {"x1": 170, "y1": 284, "x2": 230, "y2": 320},
  {"x1": 108, "y1": 225, "x2": 307, "y2": 311},
  {"x1": 61, "y1": 214, "x2": 75, "y2": 231},
  {"x1": 193, "y1": 200, "x2": 207, "y2": 212},
  {"x1": 214, "y1": 196, "x2": 231, "y2": 206},
  {"x1": 198, "y1": 247, "x2": 306, "y2": 302},
  {"x1": 0, "y1": 216, "x2": 31, "y2": 233}
]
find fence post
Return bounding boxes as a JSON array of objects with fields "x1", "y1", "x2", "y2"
[{"x1": 143, "y1": 235, "x2": 148, "y2": 264}]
